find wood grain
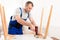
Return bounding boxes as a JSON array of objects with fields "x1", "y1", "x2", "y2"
[{"x1": 43, "y1": 5, "x2": 53, "y2": 39}]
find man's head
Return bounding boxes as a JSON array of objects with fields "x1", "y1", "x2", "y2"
[{"x1": 25, "y1": 1, "x2": 34, "y2": 13}]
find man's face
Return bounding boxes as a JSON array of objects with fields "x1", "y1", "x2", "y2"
[{"x1": 25, "y1": 4, "x2": 33, "y2": 12}]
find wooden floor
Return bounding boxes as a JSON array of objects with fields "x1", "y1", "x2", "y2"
[
  {"x1": 0, "y1": 34, "x2": 51, "y2": 40},
  {"x1": 1, "y1": 34, "x2": 60, "y2": 40}
]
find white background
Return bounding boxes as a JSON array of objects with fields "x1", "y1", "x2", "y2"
[{"x1": 0, "y1": 0, "x2": 60, "y2": 39}]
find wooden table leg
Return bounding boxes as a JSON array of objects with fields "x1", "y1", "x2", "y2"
[
  {"x1": 43, "y1": 5, "x2": 53, "y2": 39},
  {"x1": 0, "y1": 4, "x2": 8, "y2": 40},
  {"x1": 39, "y1": 8, "x2": 44, "y2": 38}
]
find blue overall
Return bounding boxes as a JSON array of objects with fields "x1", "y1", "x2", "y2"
[{"x1": 8, "y1": 8, "x2": 29, "y2": 35}]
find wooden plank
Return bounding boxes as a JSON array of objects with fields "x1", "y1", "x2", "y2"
[
  {"x1": 0, "y1": 4, "x2": 8, "y2": 40},
  {"x1": 40, "y1": 8, "x2": 44, "y2": 33},
  {"x1": 38, "y1": 8, "x2": 44, "y2": 38},
  {"x1": 43, "y1": 5, "x2": 53, "y2": 39},
  {"x1": 0, "y1": 4, "x2": 14, "y2": 40}
]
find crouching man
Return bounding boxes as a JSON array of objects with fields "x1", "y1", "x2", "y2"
[{"x1": 8, "y1": 1, "x2": 37, "y2": 35}]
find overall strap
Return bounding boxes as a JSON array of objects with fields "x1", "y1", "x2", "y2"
[
  {"x1": 19, "y1": 8, "x2": 22, "y2": 17},
  {"x1": 19, "y1": 8, "x2": 29, "y2": 18},
  {"x1": 10, "y1": 8, "x2": 22, "y2": 20},
  {"x1": 28, "y1": 13, "x2": 29, "y2": 18}
]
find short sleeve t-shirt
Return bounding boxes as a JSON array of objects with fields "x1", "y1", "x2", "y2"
[{"x1": 12, "y1": 8, "x2": 32, "y2": 20}]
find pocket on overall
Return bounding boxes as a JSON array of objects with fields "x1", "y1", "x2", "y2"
[{"x1": 8, "y1": 20, "x2": 23, "y2": 35}]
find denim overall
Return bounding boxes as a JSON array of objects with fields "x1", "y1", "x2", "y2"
[{"x1": 8, "y1": 8, "x2": 29, "y2": 35}]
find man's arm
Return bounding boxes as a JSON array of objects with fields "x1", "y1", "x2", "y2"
[
  {"x1": 15, "y1": 15, "x2": 31, "y2": 26},
  {"x1": 29, "y1": 17, "x2": 37, "y2": 26},
  {"x1": 15, "y1": 15, "x2": 35, "y2": 31}
]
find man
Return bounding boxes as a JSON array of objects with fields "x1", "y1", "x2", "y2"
[{"x1": 8, "y1": 1, "x2": 37, "y2": 35}]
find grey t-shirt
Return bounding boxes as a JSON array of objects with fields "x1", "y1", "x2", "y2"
[{"x1": 12, "y1": 8, "x2": 32, "y2": 20}]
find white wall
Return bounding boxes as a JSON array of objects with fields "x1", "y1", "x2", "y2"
[{"x1": 0, "y1": 0, "x2": 60, "y2": 38}]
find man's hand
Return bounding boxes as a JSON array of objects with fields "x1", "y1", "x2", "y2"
[{"x1": 29, "y1": 24, "x2": 35, "y2": 31}]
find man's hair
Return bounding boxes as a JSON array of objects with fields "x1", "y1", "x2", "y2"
[{"x1": 25, "y1": 1, "x2": 34, "y2": 7}]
